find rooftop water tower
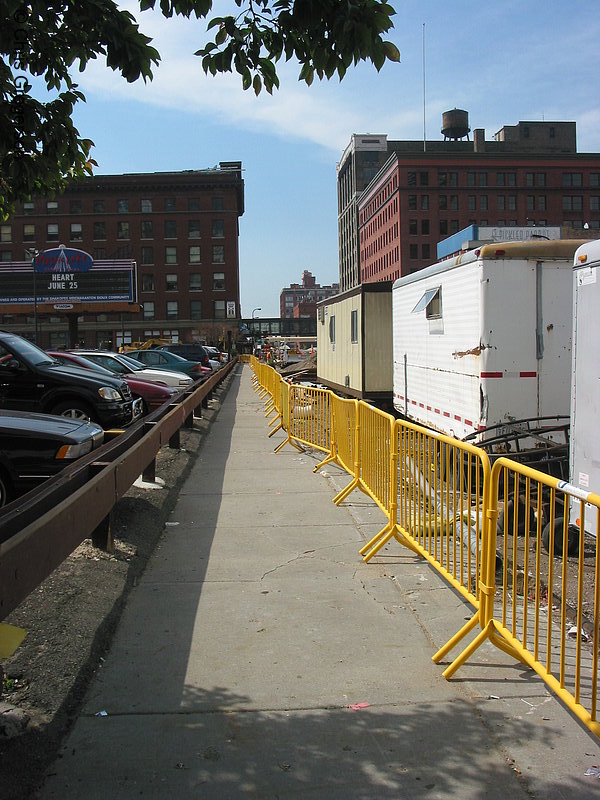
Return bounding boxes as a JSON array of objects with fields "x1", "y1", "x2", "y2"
[{"x1": 441, "y1": 109, "x2": 471, "y2": 141}]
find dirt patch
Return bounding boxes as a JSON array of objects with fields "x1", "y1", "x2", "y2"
[{"x1": 0, "y1": 374, "x2": 234, "y2": 800}]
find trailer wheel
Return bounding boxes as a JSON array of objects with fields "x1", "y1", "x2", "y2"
[{"x1": 541, "y1": 517, "x2": 579, "y2": 557}]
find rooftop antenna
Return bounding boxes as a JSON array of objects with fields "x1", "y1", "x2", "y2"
[{"x1": 422, "y1": 23, "x2": 427, "y2": 152}]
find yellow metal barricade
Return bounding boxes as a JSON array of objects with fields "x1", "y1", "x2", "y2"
[
  {"x1": 314, "y1": 394, "x2": 358, "y2": 477},
  {"x1": 288, "y1": 384, "x2": 331, "y2": 453},
  {"x1": 439, "y1": 456, "x2": 600, "y2": 737}
]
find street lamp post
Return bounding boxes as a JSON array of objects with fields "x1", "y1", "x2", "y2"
[
  {"x1": 251, "y1": 308, "x2": 261, "y2": 356},
  {"x1": 25, "y1": 248, "x2": 40, "y2": 344}
]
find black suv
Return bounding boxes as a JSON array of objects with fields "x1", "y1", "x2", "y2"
[
  {"x1": 157, "y1": 343, "x2": 210, "y2": 367},
  {"x1": 0, "y1": 332, "x2": 137, "y2": 429}
]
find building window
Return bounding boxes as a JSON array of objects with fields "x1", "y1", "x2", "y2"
[
  {"x1": 189, "y1": 245, "x2": 201, "y2": 263},
  {"x1": 498, "y1": 196, "x2": 506, "y2": 211},
  {"x1": 117, "y1": 221, "x2": 130, "y2": 239},
  {"x1": 537, "y1": 173, "x2": 546, "y2": 187},
  {"x1": 141, "y1": 199, "x2": 152, "y2": 213},
  {"x1": 189, "y1": 273, "x2": 202, "y2": 290},
  {"x1": 419, "y1": 171, "x2": 429, "y2": 186},
  {"x1": 143, "y1": 301, "x2": 155, "y2": 320},
  {"x1": 214, "y1": 299, "x2": 226, "y2": 318},
  {"x1": 166, "y1": 301, "x2": 178, "y2": 320},
  {"x1": 422, "y1": 244, "x2": 431, "y2": 260},
  {"x1": 449, "y1": 195, "x2": 458, "y2": 210},
  {"x1": 591, "y1": 197, "x2": 600, "y2": 212},
  {"x1": 23, "y1": 223, "x2": 35, "y2": 242},
  {"x1": 350, "y1": 309, "x2": 358, "y2": 343},
  {"x1": 190, "y1": 300, "x2": 202, "y2": 320},
  {"x1": 439, "y1": 195, "x2": 447, "y2": 210},
  {"x1": 407, "y1": 171, "x2": 417, "y2": 186},
  {"x1": 141, "y1": 220, "x2": 153, "y2": 239},
  {"x1": 141, "y1": 246, "x2": 154, "y2": 264},
  {"x1": 70, "y1": 223, "x2": 82, "y2": 241},
  {"x1": 212, "y1": 245, "x2": 225, "y2": 263},
  {"x1": 142, "y1": 274, "x2": 154, "y2": 292},
  {"x1": 508, "y1": 196, "x2": 517, "y2": 211},
  {"x1": 23, "y1": 201, "x2": 35, "y2": 214},
  {"x1": 188, "y1": 220, "x2": 201, "y2": 238},
  {"x1": 69, "y1": 200, "x2": 82, "y2": 213},
  {"x1": 46, "y1": 200, "x2": 58, "y2": 213},
  {"x1": 527, "y1": 196, "x2": 535, "y2": 211},
  {"x1": 0, "y1": 250, "x2": 12, "y2": 261},
  {"x1": 590, "y1": 174, "x2": 599, "y2": 188},
  {"x1": 563, "y1": 173, "x2": 583, "y2": 187},
  {"x1": 211, "y1": 196, "x2": 224, "y2": 211},
  {"x1": 480, "y1": 196, "x2": 488, "y2": 211},
  {"x1": 526, "y1": 173, "x2": 534, "y2": 187},
  {"x1": 0, "y1": 225, "x2": 11, "y2": 242},
  {"x1": 468, "y1": 195, "x2": 476, "y2": 211},
  {"x1": 189, "y1": 198, "x2": 201, "y2": 211},
  {"x1": 409, "y1": 244, "x2": 418, "y2": 259},
  {"x1": 439, "y1": 219, "x2": 448, "y2": 235},
  {"x1": 165, "y1": 246, "x2": 177, "y2": 264},
  {"x1": 164, "y1": 198, "x2": 176, "y2": 211},
  {"x1": 93, "y1": 222, "x2": 105, "y2": 240},
  {"x1": 438, "y1": 171, "x2": 447, "y2": 186},
  {"x1": 450, "y1": 220, "x2": 459, "y2": 233},
  {"x1": 539, "y1": 196, "x2": 547, "y2": 211},
  {"x1": 468, "y1": 171, "x2": 476, "y2": 187},
  {"x1": 409, "y1": 219, "x2": 417, "y2": 235},
  {"x1": 93, "y1": 247, "x2": 106, "y2": 258},
  {"x1": 47, "y1": 223, "x2": 59, "y2": 242},
  {"x1": 421, "y1": 219, "x2": 429, "y2": 234},
  {"x1": 166, "y1": 273, "x2": 178, "y2": 291},
  {"x1": 212, "y1": 219, "x2": 224, "y2": 237},
  {"x1": 563, "y1": 196, "x2": 583, "y2": 211},
  {"x1": 420, "y1": 195, "x2": 429, "y2": 210},
  {"x1": 408, "y1": 195, "x2": 417, "y2": 210},
  {"x1": 117, "y1": 199, "x2": 129, "y2": 213},
  {"x1": 478, "y1": 173, "x2": 488, "y2": 187},
  {"x1": 164, "y1": 220, "x2": 177, "y2": 239},
  {"x1": 213, "y1": 271, "x2": 225, "y2": 290},
  {"x1": 93, "y1": 199, "x2": 105, "y2": 212}
]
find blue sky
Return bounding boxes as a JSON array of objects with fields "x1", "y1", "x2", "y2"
[{"x1": 67, "y1": 1, "x2": 600, "y2": 317}]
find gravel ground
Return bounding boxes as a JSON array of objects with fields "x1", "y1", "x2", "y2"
[{"x1": 0, "y1": 374, "x2": 234, "y2": 800}]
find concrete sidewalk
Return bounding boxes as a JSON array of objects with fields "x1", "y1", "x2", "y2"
[{"x1": 40, "y1": 364, "x2": 600, "y2": 799}]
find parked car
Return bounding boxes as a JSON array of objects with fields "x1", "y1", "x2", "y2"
[
  {"x1": 0, "y1": 332, "x2": 136, "y2": 428},
  {"x1": 126, "y1": 348, "x2": 210, "y2": 377},
  {"x1": 157, "y1": 343, "x2": 211, "y2": 368},
  {"x1": 47, "y1": 351, "x2": 179, "y2": 414},
  {"x1": 0, "y1": 409, "x2": 104, "y2": 507},
  {"x1": 70, "y1": 350, "x2": 194, "y2": 388},
  {"x1": 203, "y1": 346, "x2": 222, "y2": 366}
]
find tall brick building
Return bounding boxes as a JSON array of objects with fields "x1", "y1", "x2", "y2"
[
  {"x1": 0, "y1": 163, "x2": 244, "y2": 348},
  {"x1": 337, "y1": 118, "x2": 600, "y2": 290},
  {"x1": 279, "y1": 270, "x2": 339, "y2": 319}
]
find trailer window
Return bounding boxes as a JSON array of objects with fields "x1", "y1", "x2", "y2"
[
  {"x1": 329, "y1": 315, "x2": 336, "y2": 344},
  {"x1": 412, "y1": 287, "x2": 442, "y2": 318}
]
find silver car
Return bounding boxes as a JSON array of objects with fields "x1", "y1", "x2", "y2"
[{"x1": 70, "y1": 350, "x2": 193, "y2": 388}]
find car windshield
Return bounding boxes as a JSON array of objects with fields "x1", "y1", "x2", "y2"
[
  {"x1": 56, "y1": 354, "x2": 113, "y2": 376},
  {"x1": 2, "y1": 334, "x2": 55, "y2": 366},
  {"x1": 118, "y1": 354, "x2": 146, "y2": 371},
  {"x1": 163, "y1": 351, "x2": 187, "y2": 362}
]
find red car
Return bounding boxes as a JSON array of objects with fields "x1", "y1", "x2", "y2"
[{"x1": 46, "y1": 350, "x2": 179, "y2": 414}]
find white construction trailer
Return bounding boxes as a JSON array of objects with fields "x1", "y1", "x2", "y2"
[
  {"x1": 568, "y1": 239, "x2": 600, "y2": 538},
  {"x1": 392, "y1": 240, "x2": 587, "y2": 441}
]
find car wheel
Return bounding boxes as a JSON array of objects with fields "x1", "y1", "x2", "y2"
[
  {"x1": 0, "y1": 469, "x2": 12, "y2": 508},
  {"x1": 50, "y1": 400, "x2": 96, "y2": 423},
  {"x1": 542, "y1": 517, "x2": 580, "y2": 557}
]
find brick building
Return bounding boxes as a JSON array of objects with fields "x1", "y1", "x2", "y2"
[
  {"x1": 0, "y1": 163, "x2": 244, "y2": 348},
  {"x1": 279, "y1": 270, "x2": 339, "y2": 319},
  {"x1": 337, "y1": 117, "x2": 600, "y2": 290}
]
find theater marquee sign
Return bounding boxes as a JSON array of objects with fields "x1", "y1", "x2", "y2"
[{"x1": 0, "y1": 246, "x2": 137, "y2": 309}]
